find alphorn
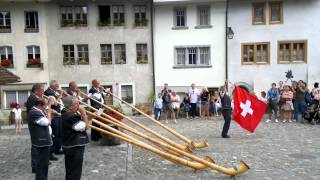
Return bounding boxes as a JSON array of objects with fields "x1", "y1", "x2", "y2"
[
  {"x1": 101, "y1": 89, "x2": 208, "y2": 149},
  {"x1": 91, "y1": 119, "x2": 249, "y2": 176},
  {"x1": 77, "y1": 90, "x2": 195, "y2": 152}
]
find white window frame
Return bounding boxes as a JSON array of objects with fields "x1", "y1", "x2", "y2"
[
  {"x1": 4, "y1": 90, "x2": 31, "y2": 109},
  {"x1": 0, "y1": 11, "x2": 11, "y2": 27},
  {"x1": 197, "y1": 6, "x2": 210, "y2": 26},
  {"x1": 100, "y1": 44, "x2": 113, "y2": 64},
  {"x1": 27, "y1": 45, "x2": 40, "y2": 60},
  {"x1": 118, "y1": 83, "x2": 135, "y2": 105},
  {"x1": 174, "y1": 46, "x2": 211, "y2": 67},
  {"x1": 25, "y1": 11, "x2": 39, "y2": 29},
  {"x1": 174, "y1": 7, "x2": 186, "y2": 28}
]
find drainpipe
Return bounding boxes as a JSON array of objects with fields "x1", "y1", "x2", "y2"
[
  {"x1": 225, "y1": 0, "x2": 229, "y2": 81},
  {"x1": 151, "y1": 0, "x2": 156, "y2": 95}
]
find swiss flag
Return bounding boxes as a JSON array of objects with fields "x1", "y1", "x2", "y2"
[{"x1": 232, "y1": 86, "x2": 268, "y2": 133}]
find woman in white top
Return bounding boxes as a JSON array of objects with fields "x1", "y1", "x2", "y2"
[{"x1": 12, "y1": 104, "x2": 22, "y2": 134}]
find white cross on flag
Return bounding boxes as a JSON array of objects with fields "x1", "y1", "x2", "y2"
[{"x1": 232, "y1": 86, "x2": 268, "y2": 133}]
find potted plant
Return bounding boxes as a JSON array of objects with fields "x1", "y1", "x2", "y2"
[
  {"x1": 78, "y1": 59, "x2": 89, "y2": 65},
  {"x1": 100, "y1": 105, "x2": 123, "y2": 146},
  {"x1": 74, "y1": 19, "x2": 87, "y2": 27},
  {"x1": 133, "y1": 103, "x2": 142, "y2": 116},
  {"x1": 98, "y1": 19, "x2": 111, "y2": 27},
  {"x1": 27, "y1": 58, "x2": 42, "y2": 68},
  {"x1": 113, "y1": 20, "x2": 125, "y2": 26},
  {"x1": 61, "y1": 19, "x2": 74, "y2": 27},
  {"x1": 63, "y1": 58, "x2": 75, "y2": 65},
  {"x1": 104, "y1": 105, "x2": 124, "y2": 121},
  {"x1": 1, "y1": 59, "x2": 13, "y2": 68}
]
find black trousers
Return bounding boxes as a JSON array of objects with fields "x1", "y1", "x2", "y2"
[
  {"x1": 190, "y1": 103, "x2": 197, "y2": 118},
  {"x1": 63, "y1": 146, "x2": 85, "y2": 180},
  {"x1": 221, "y1": 109, "x2": 231, "y2": 137},
  {"x1": 51, "y1": 116, "x2": 62, "y2": 153},
  {"x1": 33, "y1": 146, "x2": 50, "y2": 180},
  {"x1": 91, "y1": 121, "x2": 102, "y2": 141}
]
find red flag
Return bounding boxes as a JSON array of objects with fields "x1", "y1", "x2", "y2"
[{"x1": 232, "y1": 86, "x2": 268, "y2": 133}]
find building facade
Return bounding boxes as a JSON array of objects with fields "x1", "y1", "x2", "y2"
[
  {"x1": 153, "y1": 0, "x2": 227, "y2": 95},
  {"x1": 228, "y1": 0, "x2": 320, "y2": 94},
  {"x1": 0, "y1": 0, "x2": 154, "y2": 123}
]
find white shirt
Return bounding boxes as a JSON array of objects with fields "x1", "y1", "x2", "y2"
[
  {"x1": 12, "y1": 108, "x2": 22, "y2": 119},
  {"x1": 312, "y1": 87, "x2": 320, "y2": 100},
  {"x1": 188, "y1": 88, "x2": 200, "y2": 103}
]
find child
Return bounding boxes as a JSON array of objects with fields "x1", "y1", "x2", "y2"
[
  {"x1": 12, "y1": 104, "x2": 22, "y2": 134},
  {"x1": 154, "y1": 93, "x2": 163, "y2": 120},
  {"x1": 182, "y1": 94, "x2": 191, "y2": 119},
  {"x1": 281, "y1": 85, "x2": 294, "y2": 122}
]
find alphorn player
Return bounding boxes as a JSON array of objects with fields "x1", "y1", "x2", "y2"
[
  {"x1": 44, "y1": 80, "x2": 63, "y2": 159},
  {"x1": 61, "y1": 96, "x2": 89, "y2": 180},
  {"x1": 26, "y1": 83, "x2": 45, "y2": 173},
  {"x1": 28, "y1": 98, "x2": 52, "y2": 180},
  {"x1": 88, "y1": 79, "x2": 107, "y2": 141}
]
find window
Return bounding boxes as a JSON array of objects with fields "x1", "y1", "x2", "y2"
[
  {"x1": 26, "y1": 45, "x2": 42, "y2": 68},
  {"x1": 174, "y1": 46, "x2": 211, "y2": 67},
  {"x1": 4, "y1": 90, "x2": 30, "y2": 109},
  {"x1": 0, "y1": 11, "x2": 11, "y2": 32},
  {"x1": 198, "y1": 6, "x2": 210, "y2": 26},
  {"x1": 0, "y1": 46, "x2": 13, "y2": 68},
  {"x1": 77, "y1": 44, "x2": 89, "y2": 65},
  {"x1": 114, "y1": 44, "x2": 126, "y2": 64},
  {"x1": 112, "y1": 5, "x2": 125, "y2": 26},
  {"x1": 174, "y1": 7, "x2": 186, "y2": 27},
  {"x1": 63, "y1": 45, "x2": 75, "y2": 65},
  {"x1": 278, "y1": 41, "x2": 307, "y2": 63},
  {"x1": 60, "y1": 6, "x2": 87, "y2": 27},
  {"x1": 63, "y1": 45, "x2": 89, "y2": 65},
  {"x1": 241, "y1": 43, "x2": 270, "y2": 65},
  {"x1": 252, "y1": 3, "x2": 266, "y2": 25},
  {"x1": 101, "y1": 44, "x2": 112, "y2": 64},
  {"x1": 269, "y1": 2, "x2": 283, "y2": 24},
  {"x1": 98, "y1": 6, "x2": 111, "y2": 26},
  {"x1": 136, "y1": 44, "x2": 148, "y2": 64},
  {"x1": 25, "y1": 11, "x2": 39, "y2": 32},
  {"x1": 134, "y1": 5, "x2": 147, "y2": 26},
  {"x1": 120, "y1": 85, "x2": 133, "y2": 104}
]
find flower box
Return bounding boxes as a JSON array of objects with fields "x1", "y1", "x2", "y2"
[
  {"x1": 1, "y1": 59, "x2": 13, "y2": 68},
  {"x1": 78, "y1": 59, "x2": 89, "y2": 65},
  {"x1": 0, "y1": 27, "x2": 11, "y2": 33},
  {"x1": 98, "y1": 20, "x2": 111, "y2": 27},
  {"x1": 27, "y1": 59, "x2": 43, "y2": 68},
  {"x1": 134, "y1": 19, "x2": 148, "y2": 27}
]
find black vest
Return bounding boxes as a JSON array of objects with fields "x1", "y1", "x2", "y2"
[
  {"x1": 44, "y1": 88, "x2": 62, "y2": 113},
  {"x1": 89, "y1": 87, "x2": 104, "y2": 109},
  {"x1": 61, "y1": 111, "x2": 89, "y2": 148},
  {"x1": 28, "y1": 108, "x2": 52, "y2": 147},
  {"x1": 221, "y1": 94, "x2": 232, "y2": 110}
]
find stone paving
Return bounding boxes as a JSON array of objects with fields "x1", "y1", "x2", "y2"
[{"x1": 0, "y1": 117, "x2": 319, "y2": 180}]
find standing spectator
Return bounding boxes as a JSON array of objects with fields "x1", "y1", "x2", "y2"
[
  {"x1": 154, "y1": 93, "x2": 163, "y2": 120},
  {"x1": 294, "y1": 80, "x2": 307, "y2": 122},
  {"x1": 161, "y1": 83, "x2": 172, "y2": 95},
  {"x1": 259, "y1": 91, "x2": 268, "y2": 103},
  {"x1": 210, "y1": 91, "x2": 221, "y2": 118},
  {"x1": 188, "y1": 83, "x2": 200, "y2": 119},
  {"x1": 181, "y1": 93, "x2": 191, "y2": 119},
  {"x1": 162, "y1": 91, "x2": 174, "y2": 123},
  {"x1": 311, "y1": 82, "x2": 320, "y2": 104},
  {"x1": 12, "y1": 104, "x2": 22, "y2": 134},
  {"x1": 171, "y1": 91, "x2": 180, "y2": 121},
  {"x1": 278, "y1": 81, "x2": 284, "y2": 92},
  {"x1": 267, "y1": 83, "x2": 280, "y2": 123},
  {"x1": 281, "y1": 85, "x2": 294, "y2": 122},
  {"x1": 200, "y1": 87, "x2": 210, "y2": 119}
]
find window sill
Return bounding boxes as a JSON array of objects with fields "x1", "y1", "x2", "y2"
[
  {"x1": 194, "y1": 25, "x2": 212, "y2": 29},
  {"x1": 172, "y1": 26, "x2": 189, "y2": 30},
  {"x1": 24, "y1": 28, "x2": 39, "y2": 33},
  {"x1": 241, "y1": 62, "x2": 269, "y2": 65},
  {"x1": 252, "y1": 22, "x2": 266, "y2": 25},
  {"x1": 26, "y1": 63, "x2": 43, "y2": 69},
  {"x1": 278, "y1": 61, "x2": 306, "y2": 64},
  {"x1": 173, "y1": 65, "x2": 212, "y2": 69}
]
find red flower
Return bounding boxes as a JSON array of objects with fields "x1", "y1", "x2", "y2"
[
  {"x1": 1, "y1": 59, "x2": 12, "y2": 66},
  {"x1": 31, "y1": 58, "x2": 41, "y2": 65},
  {"x1": 10, "y1": 101, "x2": 18, "y2": 108}
]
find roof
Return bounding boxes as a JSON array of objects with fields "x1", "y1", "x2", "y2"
[{"x1": 0, "y1": 66, "x2": 21, "y2": 85}]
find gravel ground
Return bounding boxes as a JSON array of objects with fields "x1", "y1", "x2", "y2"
[{"x1": 0, "y1": 116, "x2": 319, "y2": 180}]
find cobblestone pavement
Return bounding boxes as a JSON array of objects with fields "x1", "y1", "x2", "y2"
[{"x1": 0, "y1": 117, "x2": 319, "y2": 180}]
